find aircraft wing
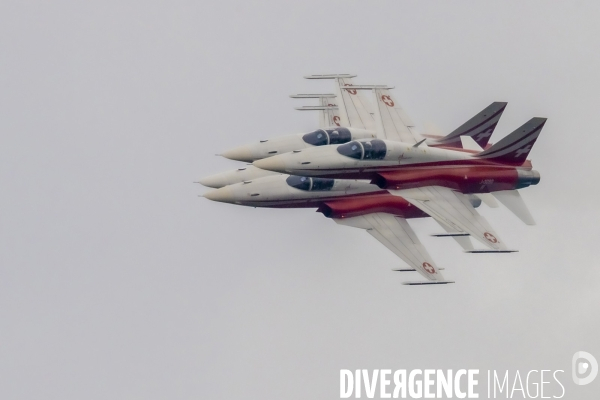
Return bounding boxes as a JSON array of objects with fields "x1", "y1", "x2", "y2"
[
  {"x1": 302, "y1": 75, "x2": 376, "y2": 130},
  {"x1": 334, "y1": 212, "x2": 453, "y2": 284},
  {"x1": 389, "y1": 186, "x2": 516, "y2": 252},
  {"x1": 433, "y1": 220, "x2": 475, "y2": 251},
  {"x1": 334, "y1": 77, "x2": 376, "y2": 130},
  {"x1": 319, "y1": 95, "x2": 341, "y2": 128},
  {"x1": 290, "y1": 93, "x2": 340, "y2": 129},
  {"x1": 373, "y1": 87, "x2": 422, "y2": 144}
]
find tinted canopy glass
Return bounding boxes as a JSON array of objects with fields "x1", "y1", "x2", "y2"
[
  {"x1": 311, "y1": 177, "x2": 335, "y2": 191},
  {"x1": 302, "y1": 129, "x2": 329, "y2": 146},
  {"x1": 302, "y1": 128, "x2": 352, "y2": 146},
  {"x1": 286, "y1": 175, "x2": 311, "y2": 191},
  {"x1": 286, "y1": 175, "x2": 335, "y2": 191},
  {"x1": 337, "y1": 139, "x2": 387, "y2": 160},
  {"x1": 337, "y1": 141, "x2": 363, "y2": 159},
  {"x1": 326, "y1": 128, "x2": 351, "y2": 144},
  {"x1": 362, "y1": 139, "x2": 387, "y2": 160}
]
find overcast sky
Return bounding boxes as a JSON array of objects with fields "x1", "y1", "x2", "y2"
[{"x1": 1, "y1": 1, "x2": 600, "y2": 399}]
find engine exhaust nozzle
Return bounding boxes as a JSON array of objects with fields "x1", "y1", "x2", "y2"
[{"x1": 516, "y1": 169, "x2": 540, "y2": 189}]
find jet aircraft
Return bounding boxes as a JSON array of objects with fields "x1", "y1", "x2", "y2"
[
  {"x1": 221, "y1": 75, "x2": 506, "y2": 163},
  {"x1": 203, "y1": 76, "x2": 508, "y2": 189},
  {"x1": 200, "y1": 75, "x2": 543, "y2": 284},
  {"x1": 253, "y1": 87, "x2": 544, "y2": 253},
  {"x1": 203, "y1": 174, "x2": 486, "y2": 284}
]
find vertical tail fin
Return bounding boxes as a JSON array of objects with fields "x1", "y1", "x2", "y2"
[
  {"x1": 436, "y1": 102, "x2": 507, "y2": 148},
  {"x1": 476, "y1": 117, "x2": 547, "y2": 164}
]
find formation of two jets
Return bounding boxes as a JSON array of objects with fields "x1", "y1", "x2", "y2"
[{"x1": 200, "y1": 74, "x2": 545, "y2": 285}]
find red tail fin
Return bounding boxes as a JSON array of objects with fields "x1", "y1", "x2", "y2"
[
  {"x1": 476, "y1": 118, "x2": 546, "y2": 164},
  {"x1": 436, "y1": 102, "x2": 507, "y2": 148}
]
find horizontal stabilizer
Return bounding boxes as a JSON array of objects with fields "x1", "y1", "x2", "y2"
[
  {"x1": 431, "y1": 233, "x2": 470, "y2": 237},
  {"x1": 460, "y1": 136, "x2": 484, "y2": 151},
  {"x1": 290, "y1": 93, "x2": 335, "y2": 98},
  {"x1": 304, "y1": 74, "x2": 357, "y2": 79},
  {"x1": 465, "y1": 250, "x2": 519, "y2": 253},
  {"x1": 492, "y1": 190, "x2": 536, "y2": 225},
  {"x1": 402, "y1": 281, "x2": 455, "y2": 285},
  {"x1": 476, "y1": 193, "x2": 499, "y2": 208},
  {"x1": 295, "y1": 106, "x2": 338, "y2": 111}
]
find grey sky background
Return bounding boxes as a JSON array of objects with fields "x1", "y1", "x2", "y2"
[{"x1": 1, "y1": 1, "x2": 599, "y2": 399}]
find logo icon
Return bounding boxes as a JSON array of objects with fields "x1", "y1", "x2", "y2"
[
  {"x1": 572, "y1": 351, "x2": 598, "y2": 385},
  {"x1": 422, "y1": 262, "x2": 436, "y2": 274},
  {"x1": 475, "y1": 131, "x2": 492, "y2": 141},
  {"x1": 514, "y1": 144, "x2": 532, "y2": 158},
  {"x1": 483, "y1": 232, "x2": 498, "y2": 243},
  {"x1": 381, "y1": 95, "x2": 394, "y2": 107},
  {"x1": 344, "y1": 84, "x2": 357, "y2": 95}
]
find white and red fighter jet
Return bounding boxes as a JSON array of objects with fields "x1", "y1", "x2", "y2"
[
  {"x1": 203, "y1": 174, "x2": 489, "y2": 285},
  {"x1": 253, "y1": 87, "x2": 544, "y2": 253}
]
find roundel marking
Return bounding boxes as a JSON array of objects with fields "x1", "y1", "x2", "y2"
[
  {"x1": 344, "y1": 84, "x2": 357, "y2": 95},
  {"x1": 422, "y1": 262, "x2": 436, "y2": 274},
  {"x1": 332, "y1": 116, "x2": 341, "y2": 126},
  {"x1": 483, "y1": 232, "x2": 498, "y2": 243},
  {"x1": 381, "y1": 95, "x2": 394, "y2": 107}
]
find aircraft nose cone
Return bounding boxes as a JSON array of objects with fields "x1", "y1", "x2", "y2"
[
  {"x1": 221, "y1": 145, "x2": 254, "y2": 162},
  {"x1": 253, "y1": 156, "x2": 286, "y2": 173},
  {"x1": 197, "y1": 174, "x2": 225, "y2": 188},
  {"x1": 203, "y1": 186, "x2": 235, "y2": 203}
]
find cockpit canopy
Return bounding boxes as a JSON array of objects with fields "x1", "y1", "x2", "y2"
[
  {"x1": 286, "y1": 175, "x2": 335, "y2": 191},
  {"x1": 337, "y1": 139, "x2": 387, "y2": 160},
  {"x1": 302, "y1": 128, "x2": 352, "y2": 146}
]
